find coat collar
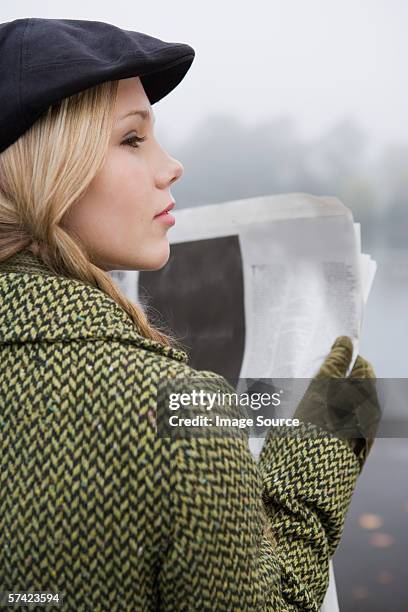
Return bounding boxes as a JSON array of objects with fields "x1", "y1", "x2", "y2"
[
  {"x1": 0, "y1": 248, "x2": 67, "y2": 277},
  {"x1": 0, "y1": 249, "x2": 189, "y2": 364}
]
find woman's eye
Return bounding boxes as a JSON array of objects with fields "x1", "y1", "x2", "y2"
[{"x1": 122, "y1": 134, "x2": 147, "y2": 148}]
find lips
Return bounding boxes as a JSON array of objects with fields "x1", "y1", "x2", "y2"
[{"x1": 154, "y1": 202, "x2": 175, "y2": 217}]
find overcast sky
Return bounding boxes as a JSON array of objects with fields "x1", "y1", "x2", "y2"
[{"x1": 2, "y1": 1, "x2": 408, "y2": 156}]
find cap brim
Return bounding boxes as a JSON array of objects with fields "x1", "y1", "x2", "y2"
[{"x1": 140, "y1": 52, "x2": 195, "y2": 105}]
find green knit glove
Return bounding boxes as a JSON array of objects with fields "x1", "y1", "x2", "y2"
[{"x1": 294, "y1": 336, "x2": 381, "y2": 473}]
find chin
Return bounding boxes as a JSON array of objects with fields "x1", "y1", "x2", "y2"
[
  {"x1": 141, "y1": 243, "x2": 170, "y2": 271},
  {"x1": 144, "y1": 259, "x2": 169, "y2": 271},
  {"x1": 101, "y1": 241, "x2": 171, "y2": 272}
]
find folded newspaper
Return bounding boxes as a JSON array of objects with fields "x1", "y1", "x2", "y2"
[{"x1": 173, "y1": 193, "x2": 374, "y2": 376}]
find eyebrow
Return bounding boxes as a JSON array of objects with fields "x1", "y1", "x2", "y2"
[{"x1": 119, "y1": 109, "x2": 156, "y2": 124}]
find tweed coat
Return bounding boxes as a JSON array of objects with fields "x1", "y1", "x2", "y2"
[{"x1": 0, "y1": 249, "x2": 361, "y2": 611}]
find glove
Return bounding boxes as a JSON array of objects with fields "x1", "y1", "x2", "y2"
[{"x1": 293, "y1": 336, "x2": 381, "y2": 473}]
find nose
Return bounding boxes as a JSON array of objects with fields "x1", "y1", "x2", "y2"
[
  {"x1": 156, "y1": 145, "x2": 184, "y2": 189},
  {"x1": 168, "y1": 156, "x2": 184, "y2": 186}
]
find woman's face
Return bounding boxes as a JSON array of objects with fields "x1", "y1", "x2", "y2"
[{"x1": 61, "y1": 76, "x2": 184, "y2": 271}]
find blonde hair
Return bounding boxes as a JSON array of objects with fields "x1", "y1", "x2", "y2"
[{"x1": 0, "y1": 79, "x2": 184, "y2": 349}]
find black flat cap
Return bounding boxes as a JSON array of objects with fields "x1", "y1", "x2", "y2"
[{"x1": 0, "y1": 17, "x2": 195, "y2": 154}]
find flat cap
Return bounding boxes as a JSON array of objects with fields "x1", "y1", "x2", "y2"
[{"x1": 0, "y1": 17, "x2": 195, "y2": 154}]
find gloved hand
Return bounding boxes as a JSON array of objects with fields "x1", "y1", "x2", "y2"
[{"x1": 293, "y1": 336, "x2": 381, "y2": 473}]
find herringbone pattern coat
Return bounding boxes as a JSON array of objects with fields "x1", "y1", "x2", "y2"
[{"x1": 0, "y1": 250, "x2": 361, "y2": 611}]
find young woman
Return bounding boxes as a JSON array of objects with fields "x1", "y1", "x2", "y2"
[{"x1": 0, "y1": 17, "x2": 378, "y2": 610}]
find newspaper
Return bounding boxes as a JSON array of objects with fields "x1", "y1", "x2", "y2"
[{"x1": 165, "y1": 193, "x2": 376, "y2": 379}]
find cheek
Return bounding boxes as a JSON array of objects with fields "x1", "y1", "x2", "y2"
[
  {"x1": 67, "y1": 160, "x2": 145, "y2": 239},
  {"x1": 101, "y1": 153, "x2": 145, "y2": 193},
  {"x1": 100, "y1": 154, "x2": 151, "y2": 219},
  {"x1": 61, "y1": 149, "x2": 160, "y2": 264}
]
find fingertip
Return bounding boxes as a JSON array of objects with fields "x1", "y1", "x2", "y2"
[
  {"x1": 331, "y1": 336, "x2": 353, "y2": 352},
  {"x1": 350, "y1": 355, "x2": 376, "y2": 379}
]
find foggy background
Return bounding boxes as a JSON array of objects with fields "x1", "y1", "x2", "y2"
[{"x1": 2, "y1": 1, "x2": 408, "y2": 610}]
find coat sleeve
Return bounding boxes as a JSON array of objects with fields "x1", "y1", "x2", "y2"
[{"x1": 157, "y1": 370, "x2": 361, "y2": 611}]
